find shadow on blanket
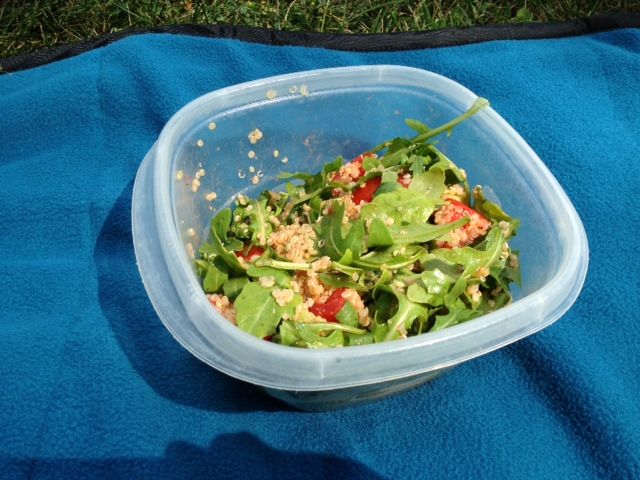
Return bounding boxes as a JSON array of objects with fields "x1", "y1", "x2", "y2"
[
  {"x1": 93, "y1": 180, "x2": 285, "y2": 413},
  {"x1": 6, "y1": 433, "x2": 384, "y2": 479}
]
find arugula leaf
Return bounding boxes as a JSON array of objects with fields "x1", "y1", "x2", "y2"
[
  {"x1": 203, "y1": 257, "x2": 229, "y2": 293},
  {"x1": 388, "y1": 218, "x2": 468, "y2": 245},
  {"x1": 411, "y1": 97, "x2": 489, "y2": 144},
  {"x1": 246, "y1": 198, "x2": 273, "y2": 247},
  {"x1": 406, "y1": 282, "x2": 431, "y2": 304},
  {"x1": 278, "y1": 172, "x2": 314, "y2": 184},
  {"x1": 409, "y1": 154, "x2": 427, "y2": 174},
  {"x1": 222, "y1": 277, "x2": 250, "y2": 300},
  {"x1": 361, "y1": 188, "x2": 439, "y2": 227},
  {"x1": 279, "y1": 156, "x2": 343, "y2": 197},
  {"x1": 316, "y1": 201, "x2": 364, "y2": 263},
  {"x1": 421, "y1": 267, "x2": 456, "y2": 296},
  {"x1": 281, "y1": 183, "x2": 330, "y2": 217},
  {"x1": 194, "y1": 259, "x2": 209, "y2": 278},
  {"x1": 405, "y1": 118, "x2": 430, "y2": 134},
  {"x1": 208, "y1": 209, "x2": 246, "y2": 273},
  {"x1": 376, "y1": 138, "x2": 412, "y2": 167},
  {"x1": 366, "y1": 218, "x2": 394, "y2": 248},
  {"x1": 322, "y1": 156, "x2": 344, "y2": 178},
  {"x1": 279, "y1": 322, "x2": 345, "y2": 348},
  {"x1": 336, "y1": 302, "x2": 360, "y2": 328},
  {"x1": 212, "y1": 208, "x2": 231, "y2": 242},
  {"x1": 373, "y1": 170, "x2": 402, "y2": 196},
  {"x1": 327, "y1": 261, "x2": 364, "y2": 277},
  {"x1": 362, "y1": 155, "x2": 381, "y2": 171},
  {"x1": 433, "y1": 226, "x2": 505, "y2": 303},
  {"x1": 426, "y1": 145, "x2": 469, "y2": 186},
  {"x1": 371, "y1": 269, "x2": 394, "y2": 291},
  {"x1": 473, "y1": 186, "x2": 520, "y2": 238},
  {"x1": 379, "y1": 288, "x2": 430, "y2": 342},
  {"x1": 319, "y1": 272, "x2": 367, "y2": 291},
  {"x1": 408, "y1": 166, "x2": 446, "y2": 199},
  {"x1": 278, "y1": 320, "x2": 365, "y2": 348},
  {"x1": 235, "y1": 283, "x2": 299, "y2": 338},
  {"x1": 436, "y1": 226, "x2": 505, "y2": 273},
  {"x1": 308, "y1": 195, "x2": 323, "y2": 223},
  {"x1": 254, "y1": 259, "x2": 312, "y2": 271},
  {"x1": 277, "y1": 320, "x2": 300, "y2": 346},
  {"x1": 372, "y1": 320, "x2": 390, "y2": 343},
  {"x1": 355, "y1": 244, "x2": 425, "y2": 270},
  {"x1": 345, "y1": 332, "x2": 375, "y2": 346},
  {"x1": 246, "y1": 266, "x2": 291, "y2": 287},
  {"x1": 431, "y1": 300, "x2": 481, "y2": 332}
]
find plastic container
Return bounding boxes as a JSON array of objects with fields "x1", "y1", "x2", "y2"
[{"x1": 132, "y1": 65, "x2": 588, "y2": 411}]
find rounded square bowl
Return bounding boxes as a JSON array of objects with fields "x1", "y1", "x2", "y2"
[{"x1": 132, "y1": 65, "x2": 588, "y2": 410}]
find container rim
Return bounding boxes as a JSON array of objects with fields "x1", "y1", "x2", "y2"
[{"x1": 145, "y1": 65, "x2": 589, "y2": 390}]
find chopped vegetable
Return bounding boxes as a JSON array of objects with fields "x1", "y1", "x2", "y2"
[
  {"x1": 309, "y1": 288, "x2": 347, "y2": 322},
  {"x1": 197, "y1": 97, "x2": 521, "y2": 348}
]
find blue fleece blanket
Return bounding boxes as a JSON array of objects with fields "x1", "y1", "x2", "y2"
[{"x1": 1, "y1": 29, "x2": 639, "y2": 479}]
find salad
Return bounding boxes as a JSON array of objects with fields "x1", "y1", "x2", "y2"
[{"x1": 196, "y1": 97, "x2": 521, "y2": 348}]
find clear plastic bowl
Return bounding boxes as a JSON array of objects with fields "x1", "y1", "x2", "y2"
[{"x1": 132, "y1": 65, "x2": 588, "y2": 411}]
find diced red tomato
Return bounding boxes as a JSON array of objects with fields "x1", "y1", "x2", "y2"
[
  {"x1": 309, "y1": 288, "x2": 347, "y2": 323},
  {"x1": 435, "y1": 200, "x2": 491, "y2": 248},
  {"x1": 235, "y1": 245, "x2": 264, "y2": 262},
  {"x1": 263, "y1": 335, "x2": 273, "y2": 342},
  {"x1": 333, "y1": 152, "x2": 413, "y2": 205},
  {"x1": 352, "y1": 176, "x2": 382, "y2": 205},
  {"x1": 332, "y1": 152, "x2": 381, "y2": 201}
]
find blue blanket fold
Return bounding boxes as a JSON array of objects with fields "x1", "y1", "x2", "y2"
[{"x1": 1, "y1": 29, "x2": 639, "y2": 479}]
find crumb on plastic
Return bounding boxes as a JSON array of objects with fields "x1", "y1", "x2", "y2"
[
  {"x1": 273, "y1": 150, "x2": 280, "y2": 158},
  {"x1": 205, "y1": 191, "x2": 218, "y2": 202},
  {"x1": 251, "y1": 175, "x2": 260, "y2": 185},
  {"x1": 281, "y1": 157, "x2": 289, "y2": 164},
  {"x1": 176, "y1": 170, "x2": 184, "y2": 180},
  {"x1": 248, "y1": 150, "x2": 256, "y2": 159},
  {"x1": 208, "y1": 122, "x2": 217, "y2": 131},
  {"x1": 248, "y1": 128, "x2": 263, "y2": 144},
  {"x1": 196, "y1": 139, "x2": 204, "y2": 147},
  {"x1": 266, "y1": 90, "x2": 277, "y2": 99},
  {"x1": 299, "y1": 85, "x2": 309, "y2": 96}
]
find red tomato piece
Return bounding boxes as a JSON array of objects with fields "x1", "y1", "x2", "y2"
[
  {"x1": 309, "y1": 288, "x2": 347, "y2": 323},
  {"x1": 235, "y1": 245, "x2": 265, "y2": 262},
  {"x1": 435, "y1": 200, "x2": 491, "y2": 248},
  {"x1": 352, "y1": 176, "x2": 382, "y2": 205}
]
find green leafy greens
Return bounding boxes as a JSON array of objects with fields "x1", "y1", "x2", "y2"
[{"x1": 197, "y1": 97, "x2": 522, "y2": 348}]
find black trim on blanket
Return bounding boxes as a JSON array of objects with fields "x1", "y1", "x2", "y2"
[{"x1": 1, "y1": 12, "x2": 639, "y2": 74}]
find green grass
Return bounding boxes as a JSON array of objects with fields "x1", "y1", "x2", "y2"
[{"x1": 1, "y1": 0, "x2": 638, "y2": 58}]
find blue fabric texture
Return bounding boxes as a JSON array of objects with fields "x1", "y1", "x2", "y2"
[{"x1": 1, "y1": 29, "x2": 639, "y2": 479}]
